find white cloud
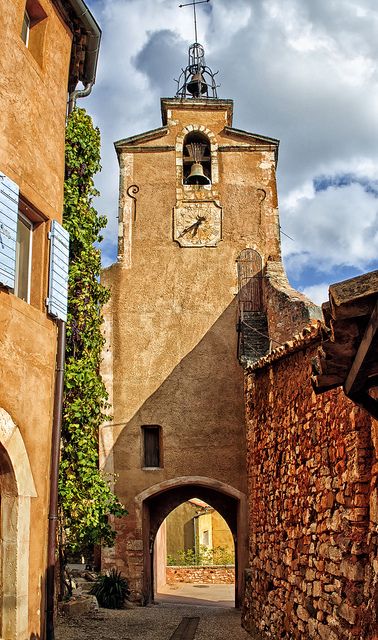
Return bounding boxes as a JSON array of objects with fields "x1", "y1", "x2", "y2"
[
  {"x1": 282, "y1": 182, "x2": 378, "y2": 272},
  {"x1": 300, "y1": 283, "x2": 329, "y2": 306},
  {"x1": 83, "y1": 0, "x2": 378, "y2": 284}
]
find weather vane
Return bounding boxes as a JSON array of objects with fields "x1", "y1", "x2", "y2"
[
  {"x1": 179, "y1": 0, "x2": 210, "y2": 44},
  {"x1": 175, "y1": 0, "x2": 218, "y2": 99}
]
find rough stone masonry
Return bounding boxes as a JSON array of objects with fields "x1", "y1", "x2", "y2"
[{"x1": 242, "y1": 323, "x2": 378, "y2": 640}]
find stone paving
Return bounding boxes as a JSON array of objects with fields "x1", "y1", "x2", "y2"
[
  {"x1": 156, "y1": 583, "x2": 235, "y2": 608},
  {"x1": 55, "y1": 585, "x2": 254, "y2": 640}
]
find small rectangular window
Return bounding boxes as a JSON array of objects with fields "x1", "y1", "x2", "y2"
[
  {"x1": 21, "y1": 10, "x2": 30, "y2": 46},
  {"x1": 20, "y1": 1, "x2": 48, "y2": 66},
  {"x1": 142, "y1": 426, "x2": 161, "y2": 468},
  {"x1": 14, "y1": 213, "x2": 33, "y2": 302}
]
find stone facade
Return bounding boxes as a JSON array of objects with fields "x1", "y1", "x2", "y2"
[
  {"x1": 242, "y1": 324, "x2": 378, "y2": 640},
  {"x1": 101, "y1": 97, "x2": 308, "y2": 605},
  {"x1": 166, "y1": 566, "x2": 235, "y2": 585}
]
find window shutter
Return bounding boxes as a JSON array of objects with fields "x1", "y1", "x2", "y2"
[
  {"x1": 143, "y1": 426, "x2": 160, "y2": 467},
  {"x1": 0, "y1": 172, "x2": 19, "y2": 289},
  {"x1": 47, "y1": 220, "x2": 69, "y2": 321}
]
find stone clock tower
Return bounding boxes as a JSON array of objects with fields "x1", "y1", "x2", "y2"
[{"x1": 100, "y1": 41, "x2": 319, "y2": 605}]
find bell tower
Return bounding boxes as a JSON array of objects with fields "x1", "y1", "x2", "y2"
[{"x1": 100, "y1": 6, "x2": 319, "y2": 605}]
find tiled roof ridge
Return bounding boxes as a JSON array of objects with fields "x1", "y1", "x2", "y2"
[{"x1": 246, "y1": 320, "x2": 325, "y2": 371}]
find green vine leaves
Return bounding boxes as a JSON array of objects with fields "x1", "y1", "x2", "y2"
[{"x1": 59, "y1": 108, "x2": 127, "y2": 552}]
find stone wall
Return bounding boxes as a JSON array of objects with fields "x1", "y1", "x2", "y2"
[
  {"x1": 263, "y1": 261, "x2": 322, "y2": 345},
  {"x1": 166, "y1": 565, "x2": 235, "y2": 584},
  {"x1": 243, "y1": 331, "x2": 378, "y2": 640}
]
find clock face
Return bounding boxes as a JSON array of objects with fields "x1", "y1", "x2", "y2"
[{"x1": 174, "y1": 202, "x2": 222, "y2": 247}]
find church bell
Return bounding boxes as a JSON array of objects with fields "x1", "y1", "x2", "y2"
[
  {"x1": 187, "y1": 71, "x2": 208, "y2": 97},
  {"x1": 185, "y1": 161, "x2": 211, "y2": 185}
]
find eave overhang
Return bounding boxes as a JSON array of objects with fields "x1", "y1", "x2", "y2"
[
  {"x1": 312, "y1": 269, "x2": 378, "y2": 419},
  {"x1": 52, "y1": 0, "x2": 101, "y2": 91}
]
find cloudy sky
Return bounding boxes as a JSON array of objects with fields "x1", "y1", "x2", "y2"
[{"x1": 83, "y1": 0, "x2": 378, "y2": 305}]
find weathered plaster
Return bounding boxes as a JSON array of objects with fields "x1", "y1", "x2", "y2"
[
  {"x1": 0, "y1": 3, "x2": 73, "y2": 637},
  {"x1": 100, "y1": 99, "x2": 287, "y2": 603}
]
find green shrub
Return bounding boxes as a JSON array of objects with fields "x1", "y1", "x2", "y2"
[{"x1": 90, "y1": 568, "x2": 130, "y2": 609}]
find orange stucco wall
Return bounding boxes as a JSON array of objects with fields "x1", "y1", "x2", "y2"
[
  {"x1": 0, "y1": 1, "x2": 73, "y2": 638},
  {"x1": 0, "y1": 0, "x2": 72, "y2": 219},
  {"x1": 100, "y1": 99, "x2": 280, "y2": 601}
]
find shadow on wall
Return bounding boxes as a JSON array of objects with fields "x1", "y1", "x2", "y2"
[{"x1": 107, "y1": 297, "x2": 246, "y2": 486}]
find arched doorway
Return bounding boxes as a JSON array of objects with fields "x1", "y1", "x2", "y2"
[
  {"x1": 154, "y1": 498, "x2": 236, "y2": 606},
  {"x1": 0, "y1": 408, "x2": 36, "y2": 639},
  {"x1": 135, "y1": 477, "x2": 247, "y2": 607}
]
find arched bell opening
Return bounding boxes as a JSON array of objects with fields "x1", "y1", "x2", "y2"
[{"x1": 183, "y1": 132, "x2": 212, "y2": 185}]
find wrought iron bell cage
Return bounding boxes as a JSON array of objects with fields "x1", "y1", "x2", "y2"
[{"x1": 176, "y1": 42, "x2": 218, "y2": 99}]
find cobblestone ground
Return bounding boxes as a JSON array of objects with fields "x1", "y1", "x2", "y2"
[{"x1": 55, "y1": 603, "x2": 255, "y2": 640}]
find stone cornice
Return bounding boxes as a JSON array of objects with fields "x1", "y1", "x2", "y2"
[
  {"x1": 160, "y1": 98, "x2": 234, "y2": 126},
  {"x1": 114, "y1": 127, "x2": 169, "y2": 154}
]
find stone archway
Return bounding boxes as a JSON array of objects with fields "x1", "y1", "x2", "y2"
[
  {"x1": 0, "y1": 408, "x2": 36, "y2": 640},
  {"x1": 135, "y1": 477, "x2": 248, "y2": 607}
]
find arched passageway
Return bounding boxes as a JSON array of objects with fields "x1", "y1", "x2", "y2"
[
  {"x1": 154, "y1": 498, "x2": 236, "y2": 606},
  {"x1": 136, "y1": 477, "x2": 247, "y2": 607}
]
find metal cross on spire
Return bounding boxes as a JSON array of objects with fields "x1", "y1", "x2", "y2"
[{"x1": 179, "y1": 0, "x2": 210, "y2": 44}]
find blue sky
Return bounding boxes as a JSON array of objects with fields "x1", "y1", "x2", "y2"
[{"x1": 84, "y1": 0, "x2": 378, "y2": 305}]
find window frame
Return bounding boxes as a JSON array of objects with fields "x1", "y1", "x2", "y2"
[
  {"x1": 14, "y1": 212, "x2": 33, "y2": 303},
  {"x1": 141, "y1": 425, "x2": 163, "y2": 470},
  {"x1": 21, "y1": 9, "x2": 31, "y2": 46},
  {"x1": 20, "y1": 0, "x2": 48, "y2": 67}
]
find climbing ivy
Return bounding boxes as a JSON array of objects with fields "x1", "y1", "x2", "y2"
[{"x1": 59, "y1": 108, "x2": 127, "y2": 553}]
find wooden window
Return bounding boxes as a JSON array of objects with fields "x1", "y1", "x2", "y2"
[
  {"x1": 142, "y1": 426, "x2": 161, "y2": 468},
  {"x1": 14, "y1": 213, "x2": 33, "y2": 302},
  {"x1": 21, "y1": 0, "x2": 48, "y2": 67}
]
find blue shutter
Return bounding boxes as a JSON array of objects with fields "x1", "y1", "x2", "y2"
[
  {"x1": 47, "y1": 220, "x2": 69, "y2": 321},
  {"x1": 0, "y1": 172, "x2": 19, "y2": 289}
]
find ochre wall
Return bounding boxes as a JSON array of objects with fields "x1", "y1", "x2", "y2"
[
  {"x1": 166, "y1": 502, "x2": 197, "y2": 557},
  {"x1": 0, "y1": 1, "x2": 73, "y2": 638},
  {"x1": 243, "y1": 340, "x2": 378, "y2": 640},
  {"x1": 211, "y1": 510, "x2": 234, "y2": 553},
  {"x1": 0, "y1": 293, "x2": 57, "y2": 637},
  {"x1": 101, "y1": 101, "x2": 280, "y2": 598},
  {"x1": 0, "y1": 0, "x2": 72, "y2": 219}
]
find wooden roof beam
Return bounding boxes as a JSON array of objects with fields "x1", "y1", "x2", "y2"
[{"x1": 344, "y1": 299, "x2": 378, "y2": 396}]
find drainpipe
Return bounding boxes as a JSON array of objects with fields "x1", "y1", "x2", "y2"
[
  {"x1": 68, "y1": 81, "x2": 94, "y2": 114},
  {"x1": 46, "y1": 319, "x2": 66, "y2": 640}
]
